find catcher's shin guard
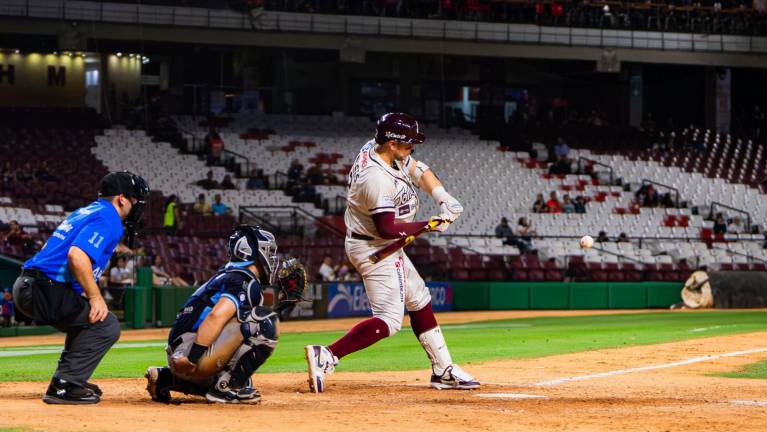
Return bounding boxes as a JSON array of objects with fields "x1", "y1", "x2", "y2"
[{"x1": 211, "y1": 306, "x2": 279, "y2": 395}]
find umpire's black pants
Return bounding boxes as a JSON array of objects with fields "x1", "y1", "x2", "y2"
[{"x1": 13, "y1": 270, "x2": 120, "y2": 387}]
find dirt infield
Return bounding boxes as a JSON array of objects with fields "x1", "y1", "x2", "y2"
[{"x1": 1, "y1": 310, "x2": 766, "y2": 432}]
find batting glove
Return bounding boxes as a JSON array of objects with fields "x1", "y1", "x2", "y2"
[
  {"x1": 439, "y1": 195, "x2": 463, "y2": 223},
  {"x1": 428, "y1": 216, "x2": 451, "y2": 233},
  {"x1": 432, "y1": 186, "x2": 463, "y2": 223}
]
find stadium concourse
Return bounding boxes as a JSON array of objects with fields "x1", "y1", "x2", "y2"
[{"x1": 2, "y1": 109, "x2": 767, "y2": 285}]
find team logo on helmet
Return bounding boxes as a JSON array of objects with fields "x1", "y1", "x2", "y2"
[{"x1": 385, "y1": 131, "x2": 407, "y2": 140}]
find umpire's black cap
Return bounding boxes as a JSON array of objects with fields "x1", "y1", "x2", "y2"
[{"x1": 98, "y1": 171, "x2": 149, "y2": 200}]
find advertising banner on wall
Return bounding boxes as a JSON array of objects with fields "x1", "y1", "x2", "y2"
[{"x1": 326, "y1": 282, "x2": 453, "y2": 318}]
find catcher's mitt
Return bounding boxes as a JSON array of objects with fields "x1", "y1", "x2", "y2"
[{"x1": 273, "y1": 258, "x2": 308, "y2": 320}]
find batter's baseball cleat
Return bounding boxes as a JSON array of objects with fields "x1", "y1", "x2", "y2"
[
  {"x1": 42, "y1": 377, "x2": 100, "y2": 404},
  {"x1": 145, "y1": 366, "x2": 172, "y2": 403},
  {"x1": 304, "y1": 345, "x2": 338, "y2": 393},
  {"x1": 430, "y1": 365, "x2": 480, "y2": 390}
]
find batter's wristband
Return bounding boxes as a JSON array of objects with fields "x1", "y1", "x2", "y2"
[
  {"x1": 187, "y1": 342, "x2": 208, "y2": 365},
  {"x1": 431, "y1": 186, "x2": 450, "y2": 205}
]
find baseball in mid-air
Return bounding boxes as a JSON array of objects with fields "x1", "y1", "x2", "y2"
[{"x1": 580, "y1": 235, "x2": 594, "y2": 249}]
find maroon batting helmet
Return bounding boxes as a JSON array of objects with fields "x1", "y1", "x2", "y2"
[{"x1": 374, "y1": 113, "x2": 425, "y2": 145}]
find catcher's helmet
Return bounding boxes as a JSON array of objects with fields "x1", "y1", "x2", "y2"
[
  {"x1": 374, "y1": 113, "x2": 425, "y2": 145},
  {"x1": 228, "y1": 225, "x2": 279, "y2": 285}
]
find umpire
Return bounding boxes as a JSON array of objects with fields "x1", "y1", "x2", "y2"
[{"x1": 12, "y1": 171, "x2": 149, "y2": 404}]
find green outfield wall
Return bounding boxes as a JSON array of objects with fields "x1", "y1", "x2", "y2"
[
  {"x1": 0, "y1": 270, "x2": 683, "y2": 335},
  {"x1": 452, "y1": 281, "x2": 682, "y2": 310}
]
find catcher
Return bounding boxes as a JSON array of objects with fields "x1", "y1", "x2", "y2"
[{"x1": 144, "y1": 225, "x2": 307, "y2": 404}]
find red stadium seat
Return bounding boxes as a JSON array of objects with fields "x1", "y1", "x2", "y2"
[{"x1": 528, "y1": 269, "x2": 545, "y2": 281}]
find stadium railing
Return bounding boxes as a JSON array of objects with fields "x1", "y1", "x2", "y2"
[{"x1": 1, "y1": 0, "x2": 765, "y2": 54}]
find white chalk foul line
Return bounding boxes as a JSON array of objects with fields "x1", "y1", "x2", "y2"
[
  {"x1": 0, "y1": 342, "x2": 166, "y2": 358},
  {"x1": 534, "y1": 347, "x2": 767, "y2": 387},
  {"x1": 731, "y1": 400, "x2": 767, "y2": 407}
]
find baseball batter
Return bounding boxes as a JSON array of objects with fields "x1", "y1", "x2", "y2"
[{"x1": 305, "y1": 112, "x2": 479, "y2": 392}]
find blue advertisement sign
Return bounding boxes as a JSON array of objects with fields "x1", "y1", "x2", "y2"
[{"x1": 326, "y1": 282, "x2": 453, "y2": 318}]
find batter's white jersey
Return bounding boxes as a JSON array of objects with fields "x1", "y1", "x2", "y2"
[{"x1": 344, "y1": 140, "x2": 420, "y2": 239}]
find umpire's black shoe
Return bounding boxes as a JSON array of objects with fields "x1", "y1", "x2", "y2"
[
  {"x1": 43, "y1": 378, "x2": 100, "y2": 405},
  {"x1": 83, "y1": 382, "x2": 103, "y2": 396}
]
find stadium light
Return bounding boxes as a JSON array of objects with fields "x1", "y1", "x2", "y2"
[
  {"x1": 14, "y1": 49, "x2": 20, "y2": 54},
  {"x1": 116, "y1": 52, "x2": 122, "y2": 57}
]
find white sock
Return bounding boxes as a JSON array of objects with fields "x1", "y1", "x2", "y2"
[{"x1": 417, "y1": 327, "x2": 453, "y2": 375}]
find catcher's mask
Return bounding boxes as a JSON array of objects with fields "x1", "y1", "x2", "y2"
[{"x1": 228, "y1": 225, "x2": 279, "y2": 285}]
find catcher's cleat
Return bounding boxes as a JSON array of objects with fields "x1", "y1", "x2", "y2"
[
  {"x1": 304, "y1": 345, "x2": 337, "y2": 393},
  {"x1": 430, "y1": 365, "x2": 480, "y2": 390},
  {"x1": 205, "y1": 385, "x2": 261, "y2": 404},
  {"x1": 43, "y1": 377, "x2": 100, "y2": 405},
  {"x1": 145, "y1": 367, "x2": 172, "y2": 403}
]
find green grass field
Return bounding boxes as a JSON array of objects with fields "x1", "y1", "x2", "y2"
[
  {"x1": 1, "y1": 311, "x2": 765, "y2": 382},
  {"x1": 716, "y1": 359, "x2": 767, "y2": 379}
]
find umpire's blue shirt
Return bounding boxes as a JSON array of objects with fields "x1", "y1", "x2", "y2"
[{"x1": 24, "y1": 199, "x2": 123, "y2": 295}]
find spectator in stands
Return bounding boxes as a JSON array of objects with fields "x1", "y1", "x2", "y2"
[
  {"x1": 495, "y1": 217, "x2": 514, "y2": 244},
  {"x1": 163, "y1": 195, "x2": 181, "y2": 236},
  {"x1": 515, "y1": 217, "x2": 535, "y2": 253},
  {"x1": 151, "y1": 255, "x2": 189, "y2": 287},
  {"x1": 562, "y1": 194, "x2": 575, "y2": 213},
  {"x1": 34, "y1": 161, "x2": 54, "y2": 182},
  {"x1": 196, "y1": 170, "x2": 220, "y2": 190},
  {"x1": 596, "y1": 231, "x2": 610, "y2": 243},
  {"x1": 713, "y1": 213, "x2": 728, "y2": 235},
  {"x1": 193, "y1": 193, "x2": 212, "y2": 216},
  {"x1": 532, "y1": 193, "x2": 546, "y2": 213},
  {"x1": 5, "y1": 220, "x2": 28, "y2": 246},
  {"x1": 307, "y1": 164, "x2": 325, "y2": 185},
  {"x1": 16, "y1": 162, "x2": 34, "y2": 183},
  {"x1": 211, "y1": 194, "x2": 232, "y2": 216},
  {"x1": 109, "y1": 256, "x2": 134, "y2": 287},
  {"x1": 336, "y1": 261, "x2": 349, "y2": 280},
  {"x1": 548, "y1": 156, "x2": 572, "y2": 175},
  {"x1": 660, "y1": 193, "x2": 676, "y2": 208},
  {"x1": 245, "y1": 166, "x2": 267, "y2": 190},
  {"x1": 1, "y1": 289, "x2": 13, "y2": 327},
  {"x1": 546, "y1": 191, "x2": 562, "y2": 213},
  {"x1": 288, "y1": 159, "x2": 304, "y2": 182},
  {"x1": 553, "y1": 137, "x2": 570, "y2": 159},
  {"x1": 617, "y1": 232, "x2": 629, "y2": 243},
  {"x1": 1, "y1": 161, "x2": 14, "y2": 188},
  {"x1": 636, "y1": 184, "x2": 659, "y2": 207},
  {"x1": 574, "y1": 196, "x2": 587, "y2": 214},
  {"x1": 727, "y1": 216, "x2": 746, "y2": 234},
  {"x1": 220, "y1": 174, "x2": 238, "y2": 190},
  {"x1": 205, "y1": 127, "x2": 224, "y2": 166},
  {"x1": 318, "y1": 255, "x2": 337, "y2": 281}
]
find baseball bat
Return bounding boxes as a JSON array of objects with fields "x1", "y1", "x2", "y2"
[{"x1": 368, "y1": 219, "x2": 442, "y2": 264}]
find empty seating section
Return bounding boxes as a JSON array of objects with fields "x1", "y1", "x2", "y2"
[
  {"x1": 574, "y1": 148, "x2": 767, "y2": 234},
  {"x1": 91, "y1": 129, "x2": 324, "y2": 222}
]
